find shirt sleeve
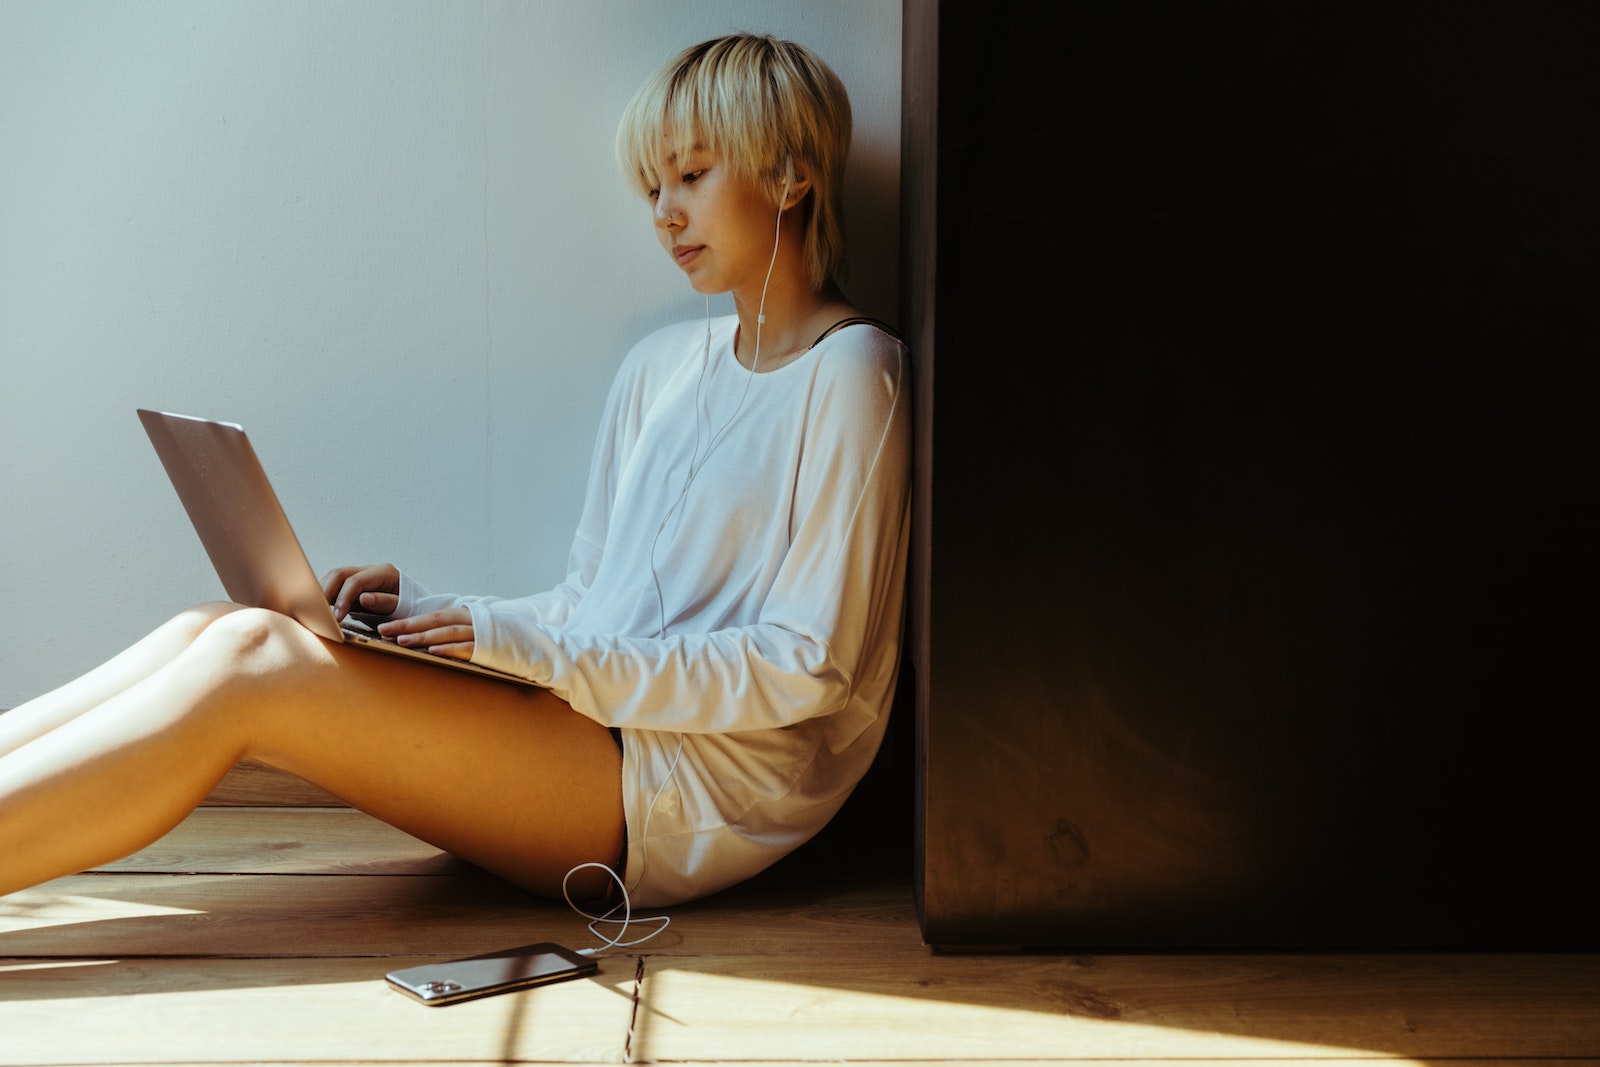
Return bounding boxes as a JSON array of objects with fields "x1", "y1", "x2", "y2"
[{"x1": 470, "y1": 335, "x2": 911, "y2": 737}]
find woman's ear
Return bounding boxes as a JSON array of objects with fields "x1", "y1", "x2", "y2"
[{"x1": 779, "y1": 158, "x2": 812, "y2": 209}]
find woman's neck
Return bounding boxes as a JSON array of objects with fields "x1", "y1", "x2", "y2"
[{"x1": 731, "y1": 279, "x2": 855, "y2": 372}]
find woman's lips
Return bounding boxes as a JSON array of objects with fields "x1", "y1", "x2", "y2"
[{"x1": 672, "y1": 243, "x2": 703, "y2": 267}]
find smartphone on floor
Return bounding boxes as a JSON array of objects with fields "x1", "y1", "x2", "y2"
[{"x1": 385, "y1": 941, "x2": 598, "y2": 1006}]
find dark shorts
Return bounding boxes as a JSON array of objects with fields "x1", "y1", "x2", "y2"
[{"x1": 600, "y1": 727, "x2": 627, "y2": 907}]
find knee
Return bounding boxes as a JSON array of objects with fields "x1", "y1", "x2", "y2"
[
  {"x1": 158, "y1": 608, "x2": 330, "y2": 755},
  {"x1": 167, "y1": 600, "x2": 246, "y2": 643},
  {"x1": 188, "y1": 607, "x2": 309, "y2": 677}
]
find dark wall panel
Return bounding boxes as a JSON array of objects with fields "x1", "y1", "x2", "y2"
[{"x1": 910, "y1": 1, "x2": 1597, "y2": 948}]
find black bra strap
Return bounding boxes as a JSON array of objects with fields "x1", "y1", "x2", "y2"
[{"x1": 809, "y1": 316, "x2": 903, "y2": 349}]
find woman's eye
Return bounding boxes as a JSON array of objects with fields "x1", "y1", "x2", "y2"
[
  {"x1": 683, "y1": 169, "x2": 705, "y2": 184},
  {"x1": 647, "y1": 189, "x2": 660, "y2": 200}
]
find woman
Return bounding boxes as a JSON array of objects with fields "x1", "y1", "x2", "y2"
[{"x1": 0, "y1": 33, "x2": 910, "y2": 910}]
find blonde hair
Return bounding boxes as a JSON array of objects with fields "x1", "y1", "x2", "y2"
[{"x1": 616, "y1": 33, "x2": 853, "y2": 289}]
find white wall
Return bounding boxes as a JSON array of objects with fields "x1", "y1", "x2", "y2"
[{"x1": 0, "y1": 0, "x2": 902, "y2": 707}]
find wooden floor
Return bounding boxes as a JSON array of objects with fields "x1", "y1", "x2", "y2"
[{"x1": 3, "y1": 762, "x2": 1598, "y2": 1067}]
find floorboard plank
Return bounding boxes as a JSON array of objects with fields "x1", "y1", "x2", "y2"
[
  {"x1": 0, "y1": 955, "x2": 633, "y2": 1066},
  {"x1": 632, "y1": 952, "x2": 1600, "y2": 1063},
  {"x1": 91, "y1": 807, "x2": 461, "y2": 876},
  {"x1": 7, "y1": 1062, "x2": 1594, "y2": 1067},
  {"x1": 657, "y1": 881, "x2": 925, "y2": 957},
  {"x1": 0, "y1": 873, "x2": 608, "y2": 958},
  {"x1": 203, "y1": 759, "x2": 346, "y2": 806},
  {"x1": 6, "y1": 800, "x2": 1599, "y2": 1066}
]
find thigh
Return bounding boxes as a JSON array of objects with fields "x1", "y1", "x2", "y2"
[
  {"x1": 206, "y1": 610, "x2": 625, "y2": 900},
  {"x1": 0, "y1": 601, "x2": 243, "y2": 759}
]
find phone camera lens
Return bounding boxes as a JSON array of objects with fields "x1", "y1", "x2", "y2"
[{"x1": 421, "y1": 980, "x2": 463, "y2": 995}]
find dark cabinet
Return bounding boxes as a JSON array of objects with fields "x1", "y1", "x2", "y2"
[{"x1": 903, "y1": 0, "x2": 1597, "y2": 950}]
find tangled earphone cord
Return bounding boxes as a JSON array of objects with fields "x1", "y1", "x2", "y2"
[
  {"x1": 561, "y1": 862, "x2": 671, "y2": 954},
  {"x1": 561, "y1": 731, "x2": 684, "y2": 954}
]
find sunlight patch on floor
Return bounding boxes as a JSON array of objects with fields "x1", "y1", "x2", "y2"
[
  {"x1": 635, "y1": 965, "x2": 1397, "y2": 1061},
  {"x1": 0, "y1": 889, "x2": 204, "y2": 928},
  {"x1": 0, "y1": 958, "x2": 120, "y2": 976}
]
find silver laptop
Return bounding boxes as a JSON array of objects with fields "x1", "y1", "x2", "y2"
[{"x1": 138, "y1": 408, "x2": 541, "y2": 687}]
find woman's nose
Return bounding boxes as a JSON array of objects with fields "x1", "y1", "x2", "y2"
[{"x1": 655, "y1": 195, "x2": 679, "y2": 230}]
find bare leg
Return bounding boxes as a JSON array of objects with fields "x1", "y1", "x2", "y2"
[
  {"x1": 0, "y1": 602, "x2": 241, "y2": 759},
  {"x1": 0, "y1": 607, "x2": 624, "y2": 900}
]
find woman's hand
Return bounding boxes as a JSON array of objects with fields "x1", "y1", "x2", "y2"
[
  {"x1": 377, "y1": 608, "x2": 476, "y2": 661},
  {"x1": 322, "y1": 563, "x2": 401, "y2": 622},
  {"x1": 322, "y1": 564, "x2": 475, "y2": 660}
]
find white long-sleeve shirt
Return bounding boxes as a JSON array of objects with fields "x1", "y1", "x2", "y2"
[{"x1": 395, "y1": 314, "x2": 912, "y2": 905}]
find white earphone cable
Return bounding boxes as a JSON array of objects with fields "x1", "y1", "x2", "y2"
[{"x1": 565, "y1": 177, "x2": 789, "y2": 955}]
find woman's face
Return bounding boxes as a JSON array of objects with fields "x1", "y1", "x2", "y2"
[{"x1": 649, "y1": 143, "x2": 781, "y2": 297}]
